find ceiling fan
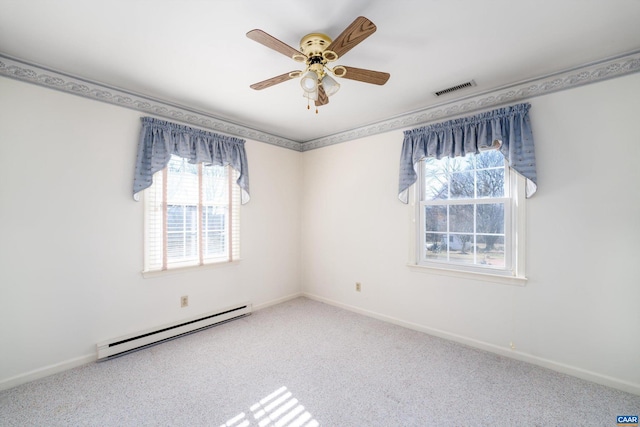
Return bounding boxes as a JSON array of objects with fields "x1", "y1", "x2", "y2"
[{"x1": 247, "y1": 16, "x2": 390, "y2": 112}]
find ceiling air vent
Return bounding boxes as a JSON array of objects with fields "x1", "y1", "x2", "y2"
[{"x1": 434, "y1": 80, "x2": 476, "y2": 97}]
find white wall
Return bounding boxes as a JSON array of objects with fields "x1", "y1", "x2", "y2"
[
  {"x1": 2, "y1": 71, "x2": 639, "y2": 395},
  {"x1": 301, "y1": 73, "x2": 640, "y2": 394},
  {"x1": 0, "y1": 77, "x2": 302, "y2": 388}
]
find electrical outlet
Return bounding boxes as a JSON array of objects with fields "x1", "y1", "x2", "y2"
[
  {"x1": 180, "y1": 295, "x2": 188, "y2": 308},
  {"x1": 509, "y1": 341, "x2": 516, "y2": 350},
  {"x1": 355, "y1": 282, "x2": 361, "y2": 292}
]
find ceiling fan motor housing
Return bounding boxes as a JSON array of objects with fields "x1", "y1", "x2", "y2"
[
  {"x1": 299, "y1": 33, "x2": 339, "y2": 78},
  {"x1": 299, "y1": 33, "x2": 332, "y2": 56}
]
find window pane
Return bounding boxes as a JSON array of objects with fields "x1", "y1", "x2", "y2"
[
  {"x1": 477, "y1": 149, "x2": 504, "y2": 168},
  {"x1": 449, "y1": 171, "x2": 474, "y2": 199},
  {"x1": 477, "y1": 168, "x2": 505, "y2": 198},
  {"x1": 424, "y1": 205, "x2": 447, "y2": 232},
  {"x1": 448, "y1": 156, "x2": 472, "y2": 174},
  {"x1": 424, "y1": 232, "x2": 446, "y2": 261},
  {"x1": 168, "y1": 232, "x2": 198, "y2": 259},
  {"x1": 205, "y1": 231, "x2": 225, "y2": 256},
  {"x1": 185, "y1": 206, "x2": 197, "y2": 230},
  {"x1": 450, "y1": 205, "x2": 473, "y2": 233},
  {"x1": 476, "y1": 203, "x2": 504, "y2": 234},
  {"x1": 167, "y1": 232, "x2": 196, "y2": 259},
  {"x1": 166, "y1": 204, "x2": 197, "y2": 262},
  {"x1": 423, "y1": 159, "x2": 448, "y2": 200},
  {"x1": 203, "y1": 205, "x2": 227, "y2": 257},
  {"x1": 167, "y1": 233, "x2": 184, "y2": 259},
  {"x1": 204, "y1": 206, "x2": 226, "y2": 231},
  {"x1": 202, "y1": 165, "x2": 228, "y2": 204},
  {"x1": 167, "y1": 205, "x2": 185, "y2": 232},
  {"x1": 185, "y1": 232, "x2": 197, "y2": 257},
  {"x1": 448, "y1": 234, "x2": 474, "y2": 264},
  {"x1": 168, "y1": 157, "x2": 198, "y2": 175},
  {"x1": 476, "y1": 235, "x2": 505, "y2": 267},
  {"x1": 166, "y1": 158, "x2": 199, "y2": 204},
  {"x1": 167, "y1": 205, "x2": 198, "y2": 232}
]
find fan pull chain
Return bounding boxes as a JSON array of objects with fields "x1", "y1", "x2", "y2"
[{"x1": 304, "y1": 97, "x2": 319, "y2": 114}]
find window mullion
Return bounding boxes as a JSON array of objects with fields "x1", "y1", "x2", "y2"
[
  {"x1": 473, "y1": 204, "x2": 477, "y2": 265},
  {"x1": 182, "y1": 207, "x2": 187, "y2": 258},
  {"x1": 162, "y1": 168, "x2": 168, "y2": 271},
  {"x1": 424, "y1": 197, "x2": 508, "y2": 206},
  {"x1": 198, "y1": 163, "x2": 204, "y2": 266},
  {"x1": 228, "y1": 165, "x2": 233, "y2": 262},
  {"x1": 446, "y1": 203, "x2": 450, "y2": 261}
]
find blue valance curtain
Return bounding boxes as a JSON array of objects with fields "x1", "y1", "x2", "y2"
[
  {"x1": 133, "y1": 117, "x2": 250, "y2": 203},
  {"x1": 398, "y1": 103, "x2": 537, "y2": 203}
]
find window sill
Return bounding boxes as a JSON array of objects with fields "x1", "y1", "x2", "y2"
[
  {"x1": 407, "y1": 263, "x2": 527, "y2": 286},
  {"x1": 142, "y1": 259, "x2": 241, "y2": 279}
]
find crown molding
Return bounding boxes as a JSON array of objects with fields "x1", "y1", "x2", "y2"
[
  {"x1": 299, "y1": 49, "x2": 640, "y2": 151},
  {"x1": 2, "y1": 50, "x2": 639, "y2": 153},
  {"x1": 0, "y1": 53, "x2": 301, "y2": 151}
]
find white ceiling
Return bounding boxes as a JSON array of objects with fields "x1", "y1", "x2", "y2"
[{"x1": 1, "y1": 0, "x2": 640, "y2": 143}]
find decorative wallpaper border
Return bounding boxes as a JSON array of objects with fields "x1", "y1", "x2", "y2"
[
  {"x1": 2, "y1": 50, "x2": 640, "y2": 153},
  {"x1": 0, "y1": 54, "x2": 300, "y2": 151},
  {"x1": 300, "y1": 49, "x2": 640, "y2": 151}
]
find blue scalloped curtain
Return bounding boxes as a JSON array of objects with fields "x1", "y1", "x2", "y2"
[
  {"x1": 133, "y1": 117, "x2": 250, "y2": 203},
  {"x1": 398, "y1": 103, "x2": 537, "y2": 203}
]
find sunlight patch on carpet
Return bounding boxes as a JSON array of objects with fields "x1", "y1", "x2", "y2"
[{"x1": 220, "y1": 386, "x2": 319, "y2": 427}]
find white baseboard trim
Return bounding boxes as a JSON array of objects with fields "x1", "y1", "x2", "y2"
[
  {"x1": 4, "y1": 292, "x2": 636, "y2": 396},
  {"x1": 303, "y1": 292, "x2": 640, "y2": 396},
  {"x1": 0, "y1": 293, "x2": 303, "y2": 392},
  {"x1": 0, "y1": 353, "x2": 96, "y2": 392},
  {"x1": 252, "y1": 292, "x2": 303, "y2": 312}
]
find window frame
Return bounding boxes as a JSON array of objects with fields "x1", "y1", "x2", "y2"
[
  {"x1": 142, "y1": 155, "x2": 241, "y2": 277},
  {"x1": 408, "y1": 151, "x2": 527, "y2": 286}
]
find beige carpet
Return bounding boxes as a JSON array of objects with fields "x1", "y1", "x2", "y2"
[{"x1": 1, "y1": 297, "x2": 638, "y2": 426}]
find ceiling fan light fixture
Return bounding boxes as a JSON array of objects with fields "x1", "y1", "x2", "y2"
[
  {"x1": 321, "y1": 74, "x2": 340, "y2": 97},
  {"x1": 303, "y1": 88, "x2": 318, "y2": 101},
  {"x1": 300, "y1": 70, "x2": 318, "y2": 93},
  {"x1": 247, "y1": 16, "x2": 390, "y2": 110}
]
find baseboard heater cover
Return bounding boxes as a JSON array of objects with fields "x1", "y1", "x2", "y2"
[{"x1": 97, "y1": 303, "x2": 251, "y2": 361}]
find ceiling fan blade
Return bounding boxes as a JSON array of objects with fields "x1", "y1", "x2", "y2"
[
  {"x1": 247, "y1": 29, "x2": 304, "y2": 59},
  {"x1": 327, "y1": 16, "x2": 377, "y2": 59},
  {"x1": 315, "y1": 84, "x2": 329, "y2": 106},
  {"x1": 336, "y1": 66, "x2": 390, "y2": 85},
  {"x1": 250, "y1": 71, "x2": 298, "y2": 90}
]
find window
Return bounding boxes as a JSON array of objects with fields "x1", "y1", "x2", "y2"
[
  {"x1": 417, "y1": 149, "x2": 525, "y2": 278},
  {"x1": 143, "y1": 155, "x2": 240, "y2": 273}
]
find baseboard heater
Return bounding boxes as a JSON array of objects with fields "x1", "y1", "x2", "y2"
[{"x1": 97, "y1": 303, "x2": 251, "y2": 361}]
